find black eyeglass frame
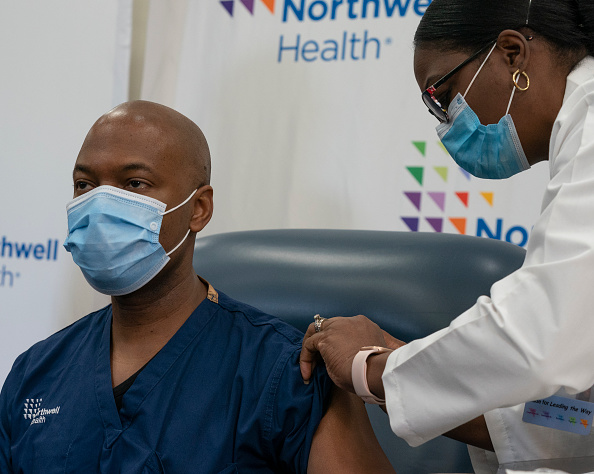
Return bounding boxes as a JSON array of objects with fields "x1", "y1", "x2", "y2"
[{"x1": 421, "y1": 40, "x2": 497, "y2": 123}]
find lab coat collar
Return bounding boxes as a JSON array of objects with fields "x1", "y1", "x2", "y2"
[{"x1": 563, "y1": 55, "x2": 594, "y2": 104}]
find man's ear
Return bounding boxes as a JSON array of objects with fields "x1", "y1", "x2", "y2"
[
  {"x1": 189, "y1": 185, "x2": 213, "y2": 234},
  {"x1": 496, "y1": 29, "x2": 531, "y2": 73}
]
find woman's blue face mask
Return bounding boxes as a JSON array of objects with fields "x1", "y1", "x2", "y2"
[{"x1": 436, "y1": 44, "x2": 530, "y2": 180}]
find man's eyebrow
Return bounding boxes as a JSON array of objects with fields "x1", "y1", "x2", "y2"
[
  {"x1": 121, "y1": 162, "x2": 154, "y2": 173},
  {"x1": 72, "y1": 164, "x2": 92, "y2": 177},
  {"x1": 72, "y1": 162, "x2": 155, "y2": 177}
]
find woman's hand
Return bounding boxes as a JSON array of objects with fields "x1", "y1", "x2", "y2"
[
  {"x1": 382, "y1": 329, "x2": 407, "y2": 351},
  {"x1": 299, "y1": 315, "x2": 405, "y2": 393}
]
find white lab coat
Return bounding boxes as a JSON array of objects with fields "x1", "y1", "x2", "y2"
[{"x1": 383, "y1": 56, "x2": 594, "y2": 471}]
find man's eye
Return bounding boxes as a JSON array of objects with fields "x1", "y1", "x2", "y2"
[
  {"x1": 75, "y1": 182, "x2": 89, "y2": 190},
  {"x1": 127, "y1": 180, "x2": 149, "y2": 191}
]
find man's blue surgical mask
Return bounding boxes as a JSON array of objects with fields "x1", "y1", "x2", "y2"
[
  {"x1": 436, "y1": 44, "x2": 530, "y2": 179},
  {"x1": 63, "y1": 186, "x2": 196, "y2": 296}
]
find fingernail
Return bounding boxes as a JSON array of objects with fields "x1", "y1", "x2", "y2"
[{"x1": 303, "y1": 379, "x2": 310, "y2": 385}]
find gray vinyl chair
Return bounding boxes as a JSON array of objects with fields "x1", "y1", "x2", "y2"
[{"x1": 193, "y1": 229, "x2": 526, "y2": 473}]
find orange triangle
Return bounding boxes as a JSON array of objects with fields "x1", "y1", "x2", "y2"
[
  {"x1": 449, "y1": 218, "x2": 467, "y2": 235},
  {"x1": 480, "y1": 192, "x2": 494, "y2": 207},
  {"x1": 260, "y1": 0, "x2": 274, "y2": 13}
]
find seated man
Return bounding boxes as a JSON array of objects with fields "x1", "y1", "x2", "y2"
[{"x1": 0, "y1": 101, "x2": 394, "y2": 473}]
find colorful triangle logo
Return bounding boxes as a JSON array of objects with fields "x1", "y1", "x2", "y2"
[
  {"x1": 240, "y1": 0, "x2": 254, "y2": 13},
  {"x1": 458, "y1": 168, "x2": 472, "y2": 181},
  {"x1": 221, "y1": 0, "x2": 274, "y2": 16},
  {"x1": 449, "y1": 218, "x2": 467, "y2": 235},
  {"x1": 260, "y1": 0, "x2": 275, "y2": 13},
  {"x1": 221, "y1": 0, "x2": 234, "y2": 16},
  {"x1": 437, "y1": 141, "x2": 449, "y2": 155},
  {"x1": 404, "y1": 192, "x2": 422, "y2": 211},
  {"x1": 426, "y1": 218, "x2": 443, "y2": 233},
  {"x1": 455, "y1": 192, "x2": 469, "y2": 207},
  {"x1": 480, "y1": 192, "x2": 494, "y2": 207},
  {"x1": 412, "y1": 141, "x2": 426, "y2": 157},
  {"x1": 434, "y1": 166, "x2": 448, "y2": 182},
  {"x1": 428, "y1": 192, "x2": 446, "y2": 212},
  {"x1": 402, "y1": 217, "x2": 419, "y2": 232},
  {"x1": 406, "y1": 167, "x2": 424, "y2": 186}
]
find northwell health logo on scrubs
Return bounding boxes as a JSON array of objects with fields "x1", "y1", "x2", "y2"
[{"x1": 23, "y1": 398, "x2": 61, "y2": 426}]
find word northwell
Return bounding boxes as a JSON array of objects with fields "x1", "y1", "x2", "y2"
[
  {"x1": 1, "y1": 237, "x2": 59, "y2": 261},
  {"x1": 283, "y1": 0, "x2": 431, "y2": 22}
]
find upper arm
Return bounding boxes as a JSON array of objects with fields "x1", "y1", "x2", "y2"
[
  {"x1": 267, "y1": 345, "x2": 394, "y2": 473},
  {"x1": 444, "y1": 415, "x2": 494, "y2": 451},
  {"x1": 307, "y1": 386, "x2": 395, "y2": 474}
]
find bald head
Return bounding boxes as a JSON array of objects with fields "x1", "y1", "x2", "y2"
[{"x1": 80, "y1": 100, "x2": 211, "y2": 190}]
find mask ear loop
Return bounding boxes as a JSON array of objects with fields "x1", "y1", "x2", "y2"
[
  {"x1": 506, "y1": 70, "x2": 530, "y2": 115},
  {"x1": 160, "y1": 189, "x2": 198, "y2": 256},
  {"x1": 463, "y1": 43, "x2": 498, "y2": 98},
  {"x1": 166, "y1": 229, "x2": 192, "y2": 256},
  {"x1": 160, "y1": 189, "x2": 198, "y2": 216},
  {"x1": 506, "y1": 86, "x2": 517, "y2": 116}
]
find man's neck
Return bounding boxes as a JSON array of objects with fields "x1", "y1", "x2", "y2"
[{"x1": 109, "y1": 271, "x2": 207, "y2": 387}]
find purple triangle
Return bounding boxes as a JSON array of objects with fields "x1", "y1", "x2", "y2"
[
  {"x1": 401, "y1": 217, "x2": 419, "y2": 232},
  {"x1": 220, "y1": 0, "x2": 234, "y2": 16},
  {"x1": 426, "y1": 218, "x2": 443, "y2": 233},
  {"x1": 459, "y1": 167, "x2": 471, "y2": 180},
  {"x1": 404, "y1": 192, "x2": 422, "y2": 211},
  {"x1": 239, "y1": 0, "x2": 254, "y2": 13},
  {"x1": 427, "y1": 192, "x2": 446, "y2": 212}
]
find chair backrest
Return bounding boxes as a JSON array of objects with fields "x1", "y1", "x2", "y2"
[{"x1": 193, "y1": 229, "x2": 526, "y2": 473}]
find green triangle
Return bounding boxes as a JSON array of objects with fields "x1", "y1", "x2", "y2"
[
  {"x1": 407, "y1": 167, "x2": 424, "y2": 186},
  {"x1": 434, "y1": 166, "x2": 448, "y2": 182},
  {"x1": 412, "y1": 141, "x2": 426, "y2": 157}
]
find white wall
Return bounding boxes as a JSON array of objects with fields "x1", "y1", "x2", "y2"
[{"x1": 0, "y1": 0, "x2": 129, "y2": 382}]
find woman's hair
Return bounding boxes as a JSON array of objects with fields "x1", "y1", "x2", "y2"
[{"x1": 415, "y1": 0, "x2": 594, "y2": 59}]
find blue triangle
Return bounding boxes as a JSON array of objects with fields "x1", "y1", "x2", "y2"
[
  {"x1": 401, "y1": 217, "x2": 419, "y2": 232},
  {"x1": 221, "y1": 0, "x2": 234, "y2": 16},
  {"x1": 459, "y1": 167, "x2": 471, "y2": 181}
]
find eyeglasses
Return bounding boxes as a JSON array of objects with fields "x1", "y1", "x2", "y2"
[{"x1": 421, "y1": 41, "x2": 497, "y2": 123}]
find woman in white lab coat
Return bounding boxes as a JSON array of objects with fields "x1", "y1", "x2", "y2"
[{"x1": 300, "y1": 0, "x2": 594, "y2": 471}]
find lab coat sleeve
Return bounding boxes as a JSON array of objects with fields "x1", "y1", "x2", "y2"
[{"x1": 383, "y1": 89, "x2": 594, "y2": 447}]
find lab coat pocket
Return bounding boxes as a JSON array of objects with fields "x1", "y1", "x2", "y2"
[{"x1": 216, "y1": 464, "x2": 239, "y2": 473}]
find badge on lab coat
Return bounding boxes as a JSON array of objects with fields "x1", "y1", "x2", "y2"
[{"x1": 523, "y1": 395, "x2": 594, "y2": 435}]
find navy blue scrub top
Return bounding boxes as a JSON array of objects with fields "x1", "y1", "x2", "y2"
[{"x1": 0, "y1": 285, "x2": 331, "y2": 473}]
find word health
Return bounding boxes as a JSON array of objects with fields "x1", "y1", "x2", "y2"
[{"x1": 278, "y1": 30, "x2": 389, "y2": 62}]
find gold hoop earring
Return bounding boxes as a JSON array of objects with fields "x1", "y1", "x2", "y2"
[{"x1": 513, "y1": 70, "x2": 530, "y2": 91}]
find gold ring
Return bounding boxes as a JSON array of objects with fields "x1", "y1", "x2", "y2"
[{"x1": 314, "y1": 314, "x2": 326, "y2": 333}]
